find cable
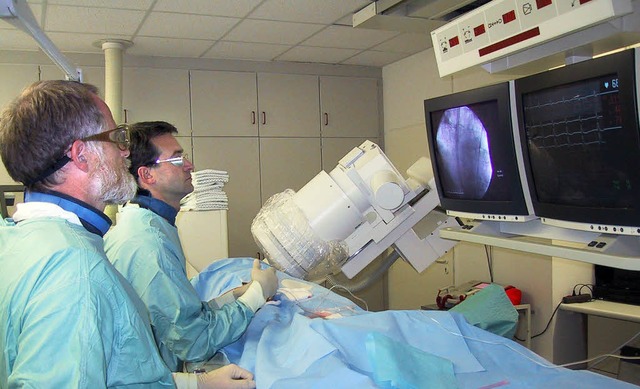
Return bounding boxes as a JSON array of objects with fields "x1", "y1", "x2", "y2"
[
  {"x1": 301, "y1": 283, "x2": 369, "y2": 314},
  {"x1": 572, "y1": 283, "x2": 594, "y2": 296},
  {"x1": 562, "y1": 352, "x2": 640, "y2": 368},
  {"x1": 514, "y1": 300, "x2": 562, "y2": 342},
  {"x1": 582, "y1": 329, "x2": 640, "y2": 370},
  {"x1": 515, "y1": 283, "x2": 595, "y2": 342},
  {"x1": 427, "y1": 310, "x2": 640, "y2": 373},
  {"x1": 484, "y1": 245, "x2": 494, "y2": 283},
  {"x1": 424, "y1": 314, "x2": 560, "y2": 369}
]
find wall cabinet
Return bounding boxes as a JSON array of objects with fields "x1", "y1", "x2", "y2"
[
  {"x1": 190, "y1": 70, "x2": 258, "y2": 137},
  {"x1": 192, "y1": 137, "x2": 261, "y2": 259},
  {"x1": 189, "y1": 71, "x2": 381, "y2": 261},
  {"x1": 320, "y1": 76, "x2": 380, "y2": 138},
  {"x1": 256, "y1": 73, "x2": 320, "y2": 137},
  {"x1": 122, "y1": 68, "x2": 191, "y2": 133},
  {"x1": 259, "y1": 137, "x2": 322, "y2": 203}
]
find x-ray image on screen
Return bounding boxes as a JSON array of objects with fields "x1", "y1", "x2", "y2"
[{"x1": 435, "y1": 106, "x2": 493, "y2": 199}]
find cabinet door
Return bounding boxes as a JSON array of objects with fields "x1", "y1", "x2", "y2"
[
  {"x1": 190, "y1": 70, "x2": 258, "y2": 137},
  {"x1": 192, "y1": 137, "x2": 261, "y2": 258},
  {"x1": 257, "y1": 73, "x2": 320, "y2": 137},
  {"x1": 259, "y1": 137, "x2": 322, "y2": 203},
  {"x1": 0, "y1": 64, "x2": 40, "y2": 185},
  {"x1": 123, "y1": 68, "x2": 191, "y2": 133},
  {"x1": 320, "y1": 76, "x2": 380, "y2": 138}
]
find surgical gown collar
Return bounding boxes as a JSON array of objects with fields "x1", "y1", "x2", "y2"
[
  {"x1": 131, "y1": 195, "x2": 178, "y2": 226},
  {"x1": 24, "y1": 191, "x2": 112, "y2": 236}
]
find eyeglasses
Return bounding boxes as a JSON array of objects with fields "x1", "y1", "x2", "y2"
[
  {"x1": 154, "y1": 153, "x2": 190, "y2": 167},
  {"x1": 81, "y1": 124, "x2": 130, "y2": 151}
]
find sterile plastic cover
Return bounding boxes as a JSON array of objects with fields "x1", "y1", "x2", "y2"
[{"x1": 251, "y1": 189, "x2": 348, "y2": 281}]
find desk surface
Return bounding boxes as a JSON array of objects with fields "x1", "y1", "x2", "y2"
[{"x1": 560, "y1": 300, "x2": 640, "y2": 323}]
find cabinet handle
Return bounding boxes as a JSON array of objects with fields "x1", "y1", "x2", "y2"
[
  {"x1": 123, "y1": 109, "x2": 128, "y2": 124},
  {"x1": 261, "y1": 111, "x2": 266, "y2": 125},
  {"x1": 324, "y1": 112, "x2": 329, "y2": 126},
  {"x1": 256, "y1": 252, "x2": 262, "y2": 260},
  {"x1": 251, "y1": 111, "x2": 256, "y2": 125}
]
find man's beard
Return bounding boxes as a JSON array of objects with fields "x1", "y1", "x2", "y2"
[{"x1": 89, "y1": 148, "x2": 137, "y2": 205}]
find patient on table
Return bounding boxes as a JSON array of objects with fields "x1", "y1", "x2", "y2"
[{"x1": 191, "y1": 258, "x2": 635, "y2": 389}]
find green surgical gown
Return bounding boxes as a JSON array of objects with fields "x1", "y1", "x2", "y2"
[
  {"x1": 104, "y1": 205, "x2": 253, "y2": 372},
  {"x1": 0, "y1": 215, "x2": 175, "y2": 388}
]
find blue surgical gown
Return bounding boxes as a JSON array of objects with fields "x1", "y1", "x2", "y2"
[
  {"x1": 104, "y1": 205, "x2": 254, "y2": 372},
  {"x1": 0, "y1": 215, "x2": 175, "y2": 388}
]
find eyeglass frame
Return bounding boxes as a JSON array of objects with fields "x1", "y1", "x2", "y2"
[
  {"x1": 153, "y1": 153, "x2": 190, "y2": 167},
  {"x1": 25, "y1": 124, "x2": 131, "y2": 186},
  {"x1": 80, "y1": 124, "x2": 130, "y2": 151}
]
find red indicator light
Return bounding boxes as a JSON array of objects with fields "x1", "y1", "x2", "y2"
[
  {"x1": 503, "y1": 10, "x2": 516, "y2": 24},
  {"x1": 474, "y1": 24, "x2": 486, "y2": 36},
  {"x1": 479, "y1": 27, "x2": 540, "y2": 56},
  {"x1": 536, "y1": 0, "x2": 552, "y2": 8},
  {"x1": 449, "y1": 36, "x2": 460, "y2": 47}
]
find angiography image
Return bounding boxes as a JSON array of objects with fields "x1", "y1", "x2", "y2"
[{"x1": 435, "y1": 106, "x2": 492, "y2": 199}]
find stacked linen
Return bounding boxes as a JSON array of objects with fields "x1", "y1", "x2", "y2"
[{"x1": 180, "y1": 169, "x2": 229, "y2": 210}]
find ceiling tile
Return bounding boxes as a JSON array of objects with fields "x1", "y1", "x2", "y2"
[
  {"x1": 203, "y1": 41, "x2": 290, "y2": 61},
  {"x1": 44, "y1": 5, "x2": 145, "y2": 35},
  {"x1": 342, "y1": 50, "x2": 409, "y2": 67},
  {"x1": 153, "y1": 0, "x2": 262, "y2": 18},
  {"x1": 47, "y1": 31, "x2": 130, "y2": 53},
  {"x1": 137, "y1": 12, "x2": 239, "y2": 40},
  {"x1": 128, "y1": 36, "x2": 215, "y2": 58},
  {"x1": 225, "y1": 19, "x2": 325, "y2": 45},
  {"x1": 302, "y1": 25, "x2": 399, "y2": 50},
  {"x1": 46, "y1": 0, "x2": 153, "y2": 10},
  {"x1": 0, "y1": 30, "x2": 41, "y2": 50},
  {"x1": 1, "y1": 2, "x2": 43, "y2": 30},
  {"x1": 249, "y1": 0, "x2": 372, "y2": 24},
  {"x1": 277, "y1": 46, "x2": 361, "y2": 64},
  {"x1": 372, "y1": 33, "x2": 432, "y2": 53}
]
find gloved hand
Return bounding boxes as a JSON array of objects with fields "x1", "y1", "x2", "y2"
[
  {"x1": 231, "y1": 283, "x2": 250, "y2": 299},
  {"x1": 196, "y1": 364, "x2": 256, "y2": 389},
  {"x1": 251, "y1": 258, "x2": 278, "y2": 300}
]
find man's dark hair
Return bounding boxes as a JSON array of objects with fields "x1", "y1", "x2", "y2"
[{"x1": 128, "y1": 121, "x2": 179, "y2": 181}]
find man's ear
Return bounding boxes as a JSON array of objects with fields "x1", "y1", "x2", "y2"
[
  {"x1": 137, "y1": 166, "x2": 156, "y2": 186},
  {"x1": 69, "y1": 140, "x2": 90, "y2": 172}
]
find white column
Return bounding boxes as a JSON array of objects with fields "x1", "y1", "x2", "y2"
[
  {"x1": 98, "y1": 39, "x2": 132, "y2": 223},
  {"x1": 100, "y1": 40, "x2": 132, "y2": 124}
]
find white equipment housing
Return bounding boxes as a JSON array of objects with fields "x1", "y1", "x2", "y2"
[{"x1": 251, "y1": 141, "x2": 459, "y2": 280}]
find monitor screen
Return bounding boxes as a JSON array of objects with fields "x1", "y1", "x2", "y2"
[
  {"x1": 424, "y1": 82, "x2": 534, "y2": 221},
  {"x1": 515, "y1": 48, "x2": 640, "y2": 235}
]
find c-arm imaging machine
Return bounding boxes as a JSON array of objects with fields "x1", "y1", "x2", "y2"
[{"x1": 252, "y1": 141, "x2": 460, "y2": 281}]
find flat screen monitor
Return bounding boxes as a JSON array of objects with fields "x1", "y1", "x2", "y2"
[
  {"x1": 424, "y1": 82, "x2": 535, "y2": 222},
  {"x1": 514, "y1": 48, "x2": 640, "y2": 235}
]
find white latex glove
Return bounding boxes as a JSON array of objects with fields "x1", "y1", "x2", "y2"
[
  {"x1": 250, "y1": 258, "x2": 278, "y2": 300},
  {"x1": 196, "y1": 364, "x2": 256, "y2": 389}
]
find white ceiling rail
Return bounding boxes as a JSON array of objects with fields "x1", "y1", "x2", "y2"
[{"x1": 0, "y1": 0, "x2": 82, "y2": 82}]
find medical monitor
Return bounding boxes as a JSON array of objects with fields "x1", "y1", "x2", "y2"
[
  {"x1": 424, "y1": 82, "x2": 535, "y2": 222},
  {"x1": 514, "y1": 48, "x2": 640, "y2": 235}
]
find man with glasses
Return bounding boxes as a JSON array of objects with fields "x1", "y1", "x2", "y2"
[
  {"x1": 0, "y1": 81, "x2": 255, "y2": 388},
  {"x1": 104, "y1": 121, "x2": 277, "y2": 374}
]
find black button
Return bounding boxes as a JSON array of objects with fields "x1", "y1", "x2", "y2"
[
  {"x1": 596, "y1": 242, "x2": 607, "y2": 248},
  {"x1": 588, "y1": 241, "x2": 598, "y2": 247}
]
